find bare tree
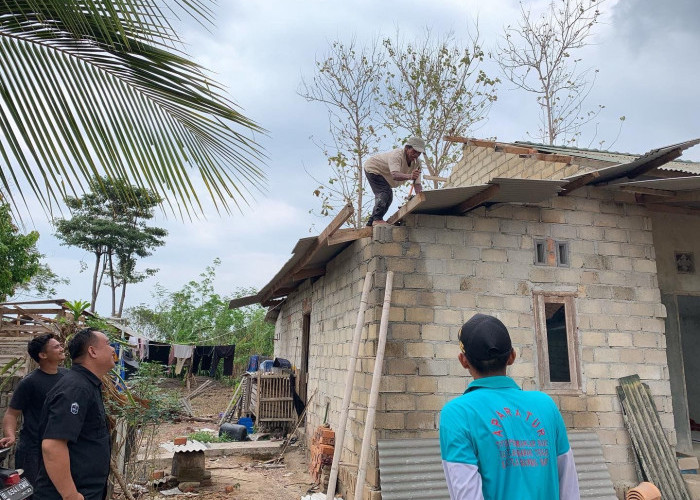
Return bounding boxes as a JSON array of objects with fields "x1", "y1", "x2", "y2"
[
  {"x1": 381, "y1": 29, "x2": 499, "y2": 187},
  {"x1": 299, "y1": 39, "x2": 385, "y2": 228},
  {"x1": 496, "y1": 0, "x2": 606, "y2": 146}
]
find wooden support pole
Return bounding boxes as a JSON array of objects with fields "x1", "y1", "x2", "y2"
[
  {"x1": 326, "y1": 272, "x2": 373, "y2": 500},
  {"x1": 354, "y1": 271, "x2": 394, "y2": 500}
]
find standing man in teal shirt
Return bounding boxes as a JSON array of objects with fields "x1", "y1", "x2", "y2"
[{"x1": 439, "y1": 314, "x2": 580, "y2": 500}]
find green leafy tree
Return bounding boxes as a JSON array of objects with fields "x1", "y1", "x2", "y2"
[
  {"x1": 126, "y1": 259, "x2": 273, "y2": 370},
  {"x1": 300, "y1": 29, "x2": 499, "y2": 225},
  {"x1": 0, "y1": 0, "x2": 265, "y2": 217},
  {"x1": 381, "y1": 29, "x2": 499, "y2": 186},
  {"x1": 0, "y1": 204, "x2": 41, "y2": 300},
  {"x1": 54, "y1": 177, "x2": 167, "y2": 315},
  {"x1": 10, "y1": 262, "x2": 70, "y2": 301}
]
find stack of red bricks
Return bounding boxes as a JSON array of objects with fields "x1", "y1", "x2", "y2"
[{"x1": 309, "y1": 424, "x2": 335, "y2": 487}]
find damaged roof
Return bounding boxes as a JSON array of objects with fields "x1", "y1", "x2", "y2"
[
  {"x1": 515, "y1": 140, "x2": 700, "y2": 175},
  {"x1": 231, "y1": 138, "x2": 700, "y2": 308}
]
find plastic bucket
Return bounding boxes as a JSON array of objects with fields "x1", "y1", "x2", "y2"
[{"x1": 238, "y1": 417, "x2": 254, "y2": 435}]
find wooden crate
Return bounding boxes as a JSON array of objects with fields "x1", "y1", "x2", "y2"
[{"x1": 250, "y1": 372, "x2": 295, "y2": 433}]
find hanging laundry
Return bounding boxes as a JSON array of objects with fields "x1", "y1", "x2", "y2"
[
  {"x1": 210, "y1": 345, "x2": 235, "y2": 377},
  {"x1": 192, "y1": 346, "x2": 214, "y2": 374},
  {"x1": 173, "y1": 344, "x2": 194, "y2": 375},
  {"x1": 144, "y1": 344, "x2": 170, "y2": 365}
]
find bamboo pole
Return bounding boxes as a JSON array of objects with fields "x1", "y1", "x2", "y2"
[
  {"x1": 326, "y1": 272, "x2": 373, "y2": 500},
  {"x1": 354, "y1": 271, "x2": 393, "y2": 500}
]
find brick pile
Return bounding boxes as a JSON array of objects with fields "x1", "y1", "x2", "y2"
[{"x1": 310, "y1": 424, "x2": 335, "y2": 490}]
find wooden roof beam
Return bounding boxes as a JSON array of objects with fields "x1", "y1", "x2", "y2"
[
  {"x1": 560, "y1": 171, "x2": 601, "y2": 196},
  {"x1": 261, "y1": 203, "x2": 354, "y2": 303},
  {"x1": 327, "y1": 227, "x2": 373, "y2": 246},
  {"x1": 387, "y1": 192, "x2": 426, "y2": 225},
  {"x1": 618, "y1": 186, "x2": 677, "y2": 197},
  {"x1": 291, "y1": 266, "x2": 326, "y2": 281},
  {"x1": 453, "y1": 184, "x2": 500, "y2": 214},
  {"x1": 636, "y1": 190, "x2": 700, "y2": 205},
  {"x1": 645, "y1": 204, "x2": 700, "y2": 217}
]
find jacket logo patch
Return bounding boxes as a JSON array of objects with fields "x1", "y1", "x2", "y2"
[{"x1": 70, "y1": 402, "x2": 79, "y2": 415}]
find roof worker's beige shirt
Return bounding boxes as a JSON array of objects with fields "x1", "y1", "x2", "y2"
[{"x1": 364, "y1": 148, "x2": 422, "y2": 188}]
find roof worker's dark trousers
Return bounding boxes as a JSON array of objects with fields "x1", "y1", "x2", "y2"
[{"x1": 366, "y1": 172, "x2": 393, "y2": 226}]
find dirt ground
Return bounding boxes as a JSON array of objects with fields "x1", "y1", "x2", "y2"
[{"x1": 122, "y1": 375, "x2": 318, "y2": 499}]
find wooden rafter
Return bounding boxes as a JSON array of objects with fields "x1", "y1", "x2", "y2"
[
  {"x1": 637, "y1": 190, "x2": 700, "y2": 205},
  {"x1": 327, "y1": 227, "x2": 373, "y2": 246},
  {"x1": 644, "y1": 204, "x2": 700, "y2": 217},
  {"x1": 291, "y1": 266, "x2": 326, "y2": 281},
  {"x1": 453, "y1": 184, "x2": 500, "y2": 214},
  {"x1": 260, "y1": 203, "x2": 354, "y2": 303},
  {"x1": 387, "y1": 192, "x2": 426, "y2": 225},
  {"x1": 618, "y1": 186, "x2": 677, "y2": 197},
  {"x1": 560, "y1": 171, "x2": 600, "y2": 196}
]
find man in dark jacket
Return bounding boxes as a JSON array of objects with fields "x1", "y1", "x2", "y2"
[
  {"x1": 1, "y1": 334, "x2": 66, "y2": 489},
  {"x1": 34, "y1": 328, "x2": 115, "y2": 500}
]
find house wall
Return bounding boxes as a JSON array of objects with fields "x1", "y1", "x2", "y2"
[
  {"x1": 273, "y1": 236, "x2": 387, "y2": 500},
  {"x1": 650, "y1": 212, "x2": 700, "y2": 450},
  {"x1": 274, "y1": 187, "x2": 673, "y2": 498},
  {"x1": 447, "y1": 144, "x2": 598, "y2": 186}
]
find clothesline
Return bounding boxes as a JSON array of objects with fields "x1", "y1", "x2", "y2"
[{"x1": 122, "y1": 328, "x2": 240, "y2": 347}]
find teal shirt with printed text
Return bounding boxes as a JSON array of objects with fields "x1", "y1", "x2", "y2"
[{"x1": 440, "y1": 376, "x2": 571, "y2": 500}]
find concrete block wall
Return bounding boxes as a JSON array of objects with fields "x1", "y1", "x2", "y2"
[
  {"x1": 447, "y1": 145, "x2": 597, "y2": 187},
  {"x1": 369, "y1": 187, "x2": 671, "y2": 494},
  {"x1": 273, "y1": 234, "x2": 385, "y2": 498},
  {"x1": 273, "y1": 186, "x2": 672, "y2": 497}
]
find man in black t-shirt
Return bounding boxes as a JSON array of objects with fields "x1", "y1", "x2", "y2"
[
  {"x1": 35, "y1": 328, "x2": 115, "y2": 500},
  {"x1": 1, "y1": 334, "x2": 66, "y2": 488}
]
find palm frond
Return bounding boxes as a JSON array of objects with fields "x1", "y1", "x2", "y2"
[{"x1": 0, "y1": 0, "x2": 266, "y2": 217}]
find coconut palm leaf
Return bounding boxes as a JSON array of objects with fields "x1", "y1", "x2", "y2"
[{"x1": 0, "y1": 0, "x2": 266, "y2": 217}]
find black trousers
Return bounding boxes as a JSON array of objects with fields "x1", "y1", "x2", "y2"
[{"x1": 365, "y1": 172, "x2": 393, "y2": 225}]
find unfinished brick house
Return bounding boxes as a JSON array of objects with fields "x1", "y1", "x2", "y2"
[{"x1": 231, "y1": 137, "x2": 700, "y2": 499}]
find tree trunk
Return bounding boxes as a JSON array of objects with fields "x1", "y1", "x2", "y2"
[
  {"x1": 91, "y1": 252, "x2": 101, "y2": 312},
  {"x1": 108, "y1": 252, "x2": 116, "y2": 317},
  {"x1": 118, "y1": 281, "x2": 127, "y2": 318}
]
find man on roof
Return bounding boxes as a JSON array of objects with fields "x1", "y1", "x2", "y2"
[{"x1": 363, "y1": 137, "x2": 424, "y2": 226}]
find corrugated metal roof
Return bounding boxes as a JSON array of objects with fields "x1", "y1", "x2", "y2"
[
  {"x1": 377, "y1": 438, "x2": 450, "y2": 499},
  {"x1": 562, "y1": 139, "x2": 700, "y2": 185},
  {"x1": 378, "y1": 433, "x2": 618, "y2": 499},
  {"x1": 160, "y1": 440, "x2": 208, "y2": 453},
  {"x1": 568, "y1": 431, "x2": 618, "y2": 499},
  {"x1": 610, "y1": 176, "x2": 700, "y2": 192},
  {"x1": 618, "y1": 375, "x2": 692, "y2": 499},
  {"x1": 516, "y1": 141, "x2": 700, "y2": 174}
]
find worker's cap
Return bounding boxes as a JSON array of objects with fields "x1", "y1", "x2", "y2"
[
  {"x1": 405, "y1": 136, "x2": 426, "y2": 153},
  {"x1": 459, "y1": 314, "x2": 512, "y2": 362}
]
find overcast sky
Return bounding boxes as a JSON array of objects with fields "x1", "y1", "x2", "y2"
[{"x1": 17, "y1": 0, "x2": 700, "y2": 315}]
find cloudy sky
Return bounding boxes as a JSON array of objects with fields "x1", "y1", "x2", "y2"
[{"x1": 18, "y1": 0, "x2": 700, "y2": 315}]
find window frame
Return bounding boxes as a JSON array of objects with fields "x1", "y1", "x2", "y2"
[{"x1": 533, "y1": 292, "x2": 581, "y2": 392}]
